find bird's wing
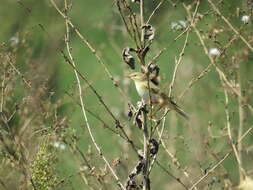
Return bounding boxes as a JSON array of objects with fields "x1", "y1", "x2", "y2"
[
  {"x1": 142, "y1": 81, "x2": 160, "y2": 94},
  {"x1": 167, "y1": 95, "x2": 180, "y2": 107}
]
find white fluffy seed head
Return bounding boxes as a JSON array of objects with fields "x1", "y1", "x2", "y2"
[
  {"x1": 209, "y1": 48, "x2": 220, "y2": 56},
  {"x1": 241, "y1": 15, "x2": 250, "y2": 24}
]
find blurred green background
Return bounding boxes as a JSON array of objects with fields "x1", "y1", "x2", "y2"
[{"x1": 1, "y1": 0, "x2": 253, "y2": 189}]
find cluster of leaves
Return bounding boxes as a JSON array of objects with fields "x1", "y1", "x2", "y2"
[{"x1": 31, "y1": 141, "x2": 58, "y2": 190}]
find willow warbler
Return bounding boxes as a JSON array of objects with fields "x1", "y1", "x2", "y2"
[{"x1": 129, "y1": 72, "x2": 189, "y2": 120}]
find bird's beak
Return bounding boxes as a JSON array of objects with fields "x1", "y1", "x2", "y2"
[{"x1": 125, "y1": 74, "x2": 131, "y2": 78}]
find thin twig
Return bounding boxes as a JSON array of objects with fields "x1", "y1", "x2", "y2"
[
  {"x1": 140, "y1": 0, "x2": 145, "y2": 47},
  {"x1": 237, "y1": 125, "x2": 253, "y2": 143},
  {"x1": 0, "y1": 178, "x2": 9, "y2": 190},
  {"x1": 61, "y1": 50, "x2": 139, "y2": 156},
  {"x1": 237, "y1": 70, "x2": 245, "y2": 181},
  {"x1": 150, "y1": 0, "x2": 200, "y2": 65},
  {"x1": 64, "y1": 91, "x2": 128, "y2": 141},
  {"x1": 179, "y1": 63, "x2": 212, "y2": 100},
  {"x1": 51, "y1": 0, "x2": 139, "y2": 158},
  {"x1": 142, "y1": 105, "x2": 150, "y2": 190},
  {"x1": 169, "y1": 31, "x2": 189, "y2": 98},
  {"x1": 6, "y1": 55, "x2": 31, "y2": 88},
  {"x1": 189, "y1": 122, "x2": 253, "y2": 190},
  {"x1": 208, "y1": 0, "x2": 253, "y2": 53},
  {"x1": 147, "y1": 0, "x2": 164, "y2": 24},
  {"x1": 223, "y1": 79, "x2": 246, "y2": 179},
  {"x1": 156, "y1": 160, "x2": 188, "y2": 190},
  {"x1": 139, "y1": 1, "x2": 150, "y2": 189},
  {"x1": 63, "y1": 1, "x2": 125, "y2": 188},
  {"x1": 148, "y1": 116, "x2": 166, "y2": 174},
  {"x1": 50, "y1": 0, "x2": 130, "y2": 104},
  {"x1": 159, "y1": 125, "x2": 196, "y2": 189},
  {"x1": 189, "y1": 15, "x2": 253, "y2": 116},
  {"x1": 116, "y1": 0, "x2": 134, "y2": 39},
  {"x1": 189, "y1": 152, "x2": 231, "y2": 190},
  {"x1": 0, "y1": 72, "x2": 5, "y2": 113},
  {"x1": 179, "y1": 32, "x2": 238, "y2": 100}
]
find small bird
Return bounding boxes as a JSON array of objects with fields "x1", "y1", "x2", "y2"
[{"x1": 128, "y1": 72, "x2": 189, "y2": 120}]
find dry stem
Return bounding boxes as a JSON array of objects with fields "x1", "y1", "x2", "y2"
[{"x1": 63, "y1": 1, "x2": 125, "y2": 188}]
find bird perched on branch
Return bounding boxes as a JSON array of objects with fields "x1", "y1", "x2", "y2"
[{"x1": 128, "y1": 72, "x2": 189, "y2": 120}]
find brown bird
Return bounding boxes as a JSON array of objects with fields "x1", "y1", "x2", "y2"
[{"x1": 128, "y1": 72, "x2": 189, "y2": 120}]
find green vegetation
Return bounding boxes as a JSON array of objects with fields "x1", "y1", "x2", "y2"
[
  {"x1": 0, "y1": 0, "x2": 253, "y2": 189},
  {"x1": 31, "y1": 141, "x2": 58, "y2": 190}
]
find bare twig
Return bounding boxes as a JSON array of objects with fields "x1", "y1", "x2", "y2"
[
  {"x1": 0, "y1": 178, "x2": 9, "y2": 190},
  {"x1": 237, "y1": 125, "x2": 253, "y2": 143},
  {"x1": 0, "y1": 72, "x2": 5, "y2": 113},
  {"x1": 169, "y1": 31, "x2": 189, "y2": 98},
  {"x1": 156, "y1": 118, "x2": 196, "y2": 189},
  {"x1": 6, "y1": 55, "x2": 31, "y2": 88},
  {"x1": 50, "y1": 0, "x2": 130, "y2": 104},
  {"x1": 223, "y1": 79, "x2": 246, "y2": 179},
  {"x1": 179, "y1": 63, "x2": 212, "y2": 100},
  {"x1": 63, "y1": 1, "x2": 125, "y2": 188},
  {"x1": 61, "y1": 50, "x2": 139, "y2": 156},
  {"x1": 140, "y1": 0, "x2": 145, "y2": 46},
  {"x1": 156, "y1": 160, "x2": 188, "y2": 190},
  {"x1": 189, "y1": 152, "x2": 231, "y2": 190},
  {"x1": 116, "y1": 0, "x2": 134, "y2": 39},
  {"x1": 179, "y1": 31, "x2": 238, "y2": 100},
  {"x1": 147, "y1": 0, "x2": 164, "y2": 24},
  {"x1": 151, "y1": 0, "x2": 200, "y2": 65},
  {"x1": 51, "y1": 0, "x2": 139, "y2": 158},
  {"x1": 190, "y1": 16, "x2": 253, "y2": 116},
  {"x1": 208, "y1": 0, "x2": 253, "y2": 53},
  {"x1": 189, "y1": 122, "x2": 253, "y2": 189},
  {"x1": 142, "y1": 105, "x2": 150, "y2": 190},
  {"x1": 237, "y1": 70, "x2": 246, "y2": 181}
]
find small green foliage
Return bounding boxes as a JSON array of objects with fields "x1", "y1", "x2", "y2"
[{"x1": 31, "y1": 141, "x2": 58, "y2": 190}]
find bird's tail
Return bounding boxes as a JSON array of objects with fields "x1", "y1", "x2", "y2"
[
  {"x1": 174, "y1": 106, "x2": 189, "y2": 120},
  {"x1": 161, "y1": 93, "x2": 190, "y2": 120}
]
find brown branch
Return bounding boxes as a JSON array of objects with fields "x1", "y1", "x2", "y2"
[
  {"x1": 50, "y1": 0, "x2": 130, "y2": 104},
  {"x1": 150, "y1": 0, "x2": 200, "y2": 65},
  {"x1": 189, "y1": 152, "x2": 231, "y2": 190},
  {"x1": 156, "y1": 160, "x2": 188, "y2": 190},
  {"x1": 63, "y1": 1, "x2": 125, "y2": 188},
  {"x1": 190, "y1": 16, "x2": 253, "y2": 116},
  {"x1": 147, "y1": 0, "x2": 164, "y2": 24},
  {"x1": 208, "y1": 0, "x2": 253, "y2": 53},
  {"x1": 189, "y1": 123, "x2": 253, "y2": 189},
  {"x1": 169, "y1": 31, "x2": 189, "y2": 98},
  {"x1": 237, "y1": 70, "x2": 246, "y2": 181},
  {"x1": 222, "y1": 79, "x2": 246, "y2": 179},
  {"x1": 6, "y1": 55, "x2": 31, "y2": 88},
  {"x1": 0, "y1": 71, "x2": 5, "y2": 113}
]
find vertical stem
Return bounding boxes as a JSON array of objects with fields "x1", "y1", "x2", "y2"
[
  {"x1": 138, "y1": 1, "x2": 150, "y2": 189},
  {"x1": 223, "y1": 78, "x2": 246, "y2": 179},
  {"x1": 140, "y1": 0, "x2": 145, "y2": 47},
  {"x1": 0, "y1": 72, "x2": 5, "y2": 113},
  {"x1": 142, "y1": 105, "x2": 150, "y2": 190},
  {"x1": 63, "y1": 1, "x2": 125, "y2": 189},
  {"x1": 237, "y1": 70, "x2": 245, "y2": 181},
  {"x1": 139, "y1": 1, "x2": 150, "y2": 189}
]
